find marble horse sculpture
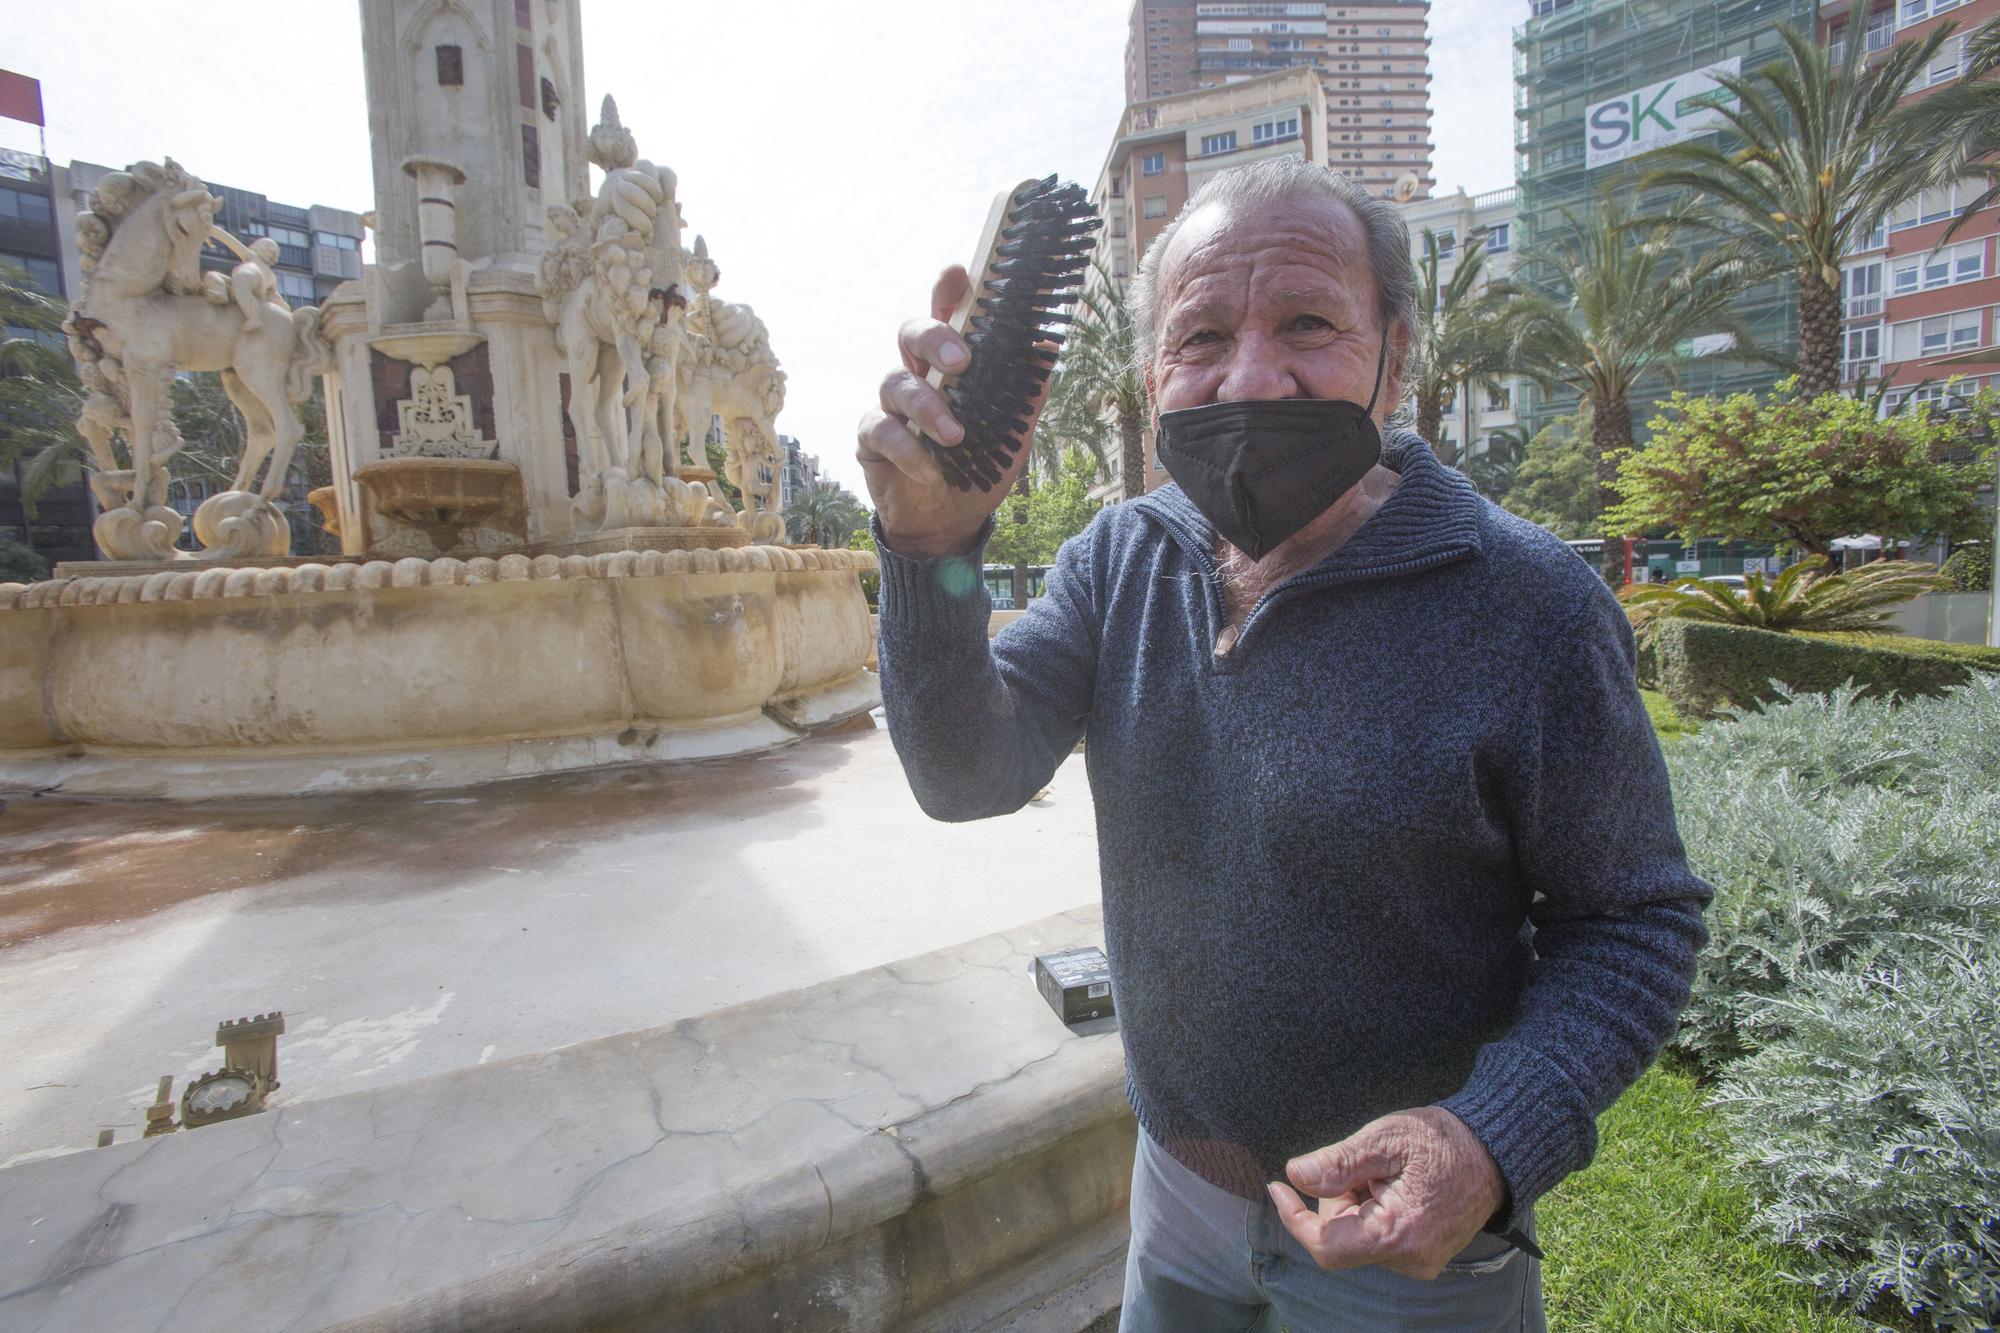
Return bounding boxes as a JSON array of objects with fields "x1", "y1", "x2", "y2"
[{"x1": 65, "y1": 158, "x2": 332, "y2": 561}]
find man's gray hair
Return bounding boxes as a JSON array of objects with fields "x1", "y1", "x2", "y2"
[{"x1": 1126, "y1": 157, "x2": 1417, "y2": 371}]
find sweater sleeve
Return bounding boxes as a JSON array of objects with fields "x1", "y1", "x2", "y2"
[
  {"x1": 1437, "y1": 584, "x2": 1711, "y2": 1229},
  {"x1": 873, "y1": 513, "x2": 1101, "y2": 822}
]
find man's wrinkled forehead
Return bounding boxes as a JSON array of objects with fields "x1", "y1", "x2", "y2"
[{"x1": 1158, "y1": 194, "x2": 1369, "y2": 307}]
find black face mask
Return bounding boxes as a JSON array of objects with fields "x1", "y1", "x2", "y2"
[{"x1": 1154, "y1": 336, "x2": 1388, "y2": 562}]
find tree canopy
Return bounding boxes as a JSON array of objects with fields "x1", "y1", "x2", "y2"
[{"x1": 1607, "y1": 380, "x2": 1997, "y2": 565}]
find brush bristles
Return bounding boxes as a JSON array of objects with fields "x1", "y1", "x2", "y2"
[{"x1": 925, "y1": 175, "x2": 1101, "y2": 493}]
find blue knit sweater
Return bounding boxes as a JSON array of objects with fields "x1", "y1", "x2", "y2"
[{"x1": 873, "y1": 433, "x2": 1710, "y2": 1226}]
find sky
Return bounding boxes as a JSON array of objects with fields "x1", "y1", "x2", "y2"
[{"x1": 4, "y1": 0, "x2": 1519, "y2": 500}]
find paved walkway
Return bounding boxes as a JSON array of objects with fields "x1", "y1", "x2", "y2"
[{"x1": 0, "y1": 722, "x2": 1101, "y2": 1165}]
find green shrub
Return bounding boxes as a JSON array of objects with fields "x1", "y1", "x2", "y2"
[
  {"x1": 1715, "y1": 942, "x2": 2000, "y2": 1331},
  {"x1": 1662, "y1": 681, "x2": 2000, "y2": 1327},
  {"x1": 1666, "y1": 681, "x2": 2000, "y2": 1066},
  {"x1": 1939, "y1": 542, "x2": 1991, "y2": 593},
  {"x1": 1651, "y1": 618, "x2": 1986, "y2": 720},
  {"x1": 0, "y1": 536, "x2": 48, "y2": 585}
]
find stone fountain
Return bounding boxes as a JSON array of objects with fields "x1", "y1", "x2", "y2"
[{"x1": 0, "y1": 0, "x2": 876, "y2": 797}]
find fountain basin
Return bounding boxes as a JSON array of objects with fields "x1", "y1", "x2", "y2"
[
  {"x1": 353, "y1": 457, "x2": 523, "y2": 554},
  {"x1": 0, "y1": 547, "x2": 878, "y2": 797}
]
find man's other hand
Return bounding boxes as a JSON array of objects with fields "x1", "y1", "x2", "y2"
[
  {"x1": 856, "y1": 265, "x2": 1044, "y2": 559},
  {"x1": 1266, "y1": 1107, "x2": 1506, "y2": 1280}
]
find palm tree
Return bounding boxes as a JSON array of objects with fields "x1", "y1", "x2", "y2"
[
  {"x1": 1408, "y1": 228, "x2": 1511, "y2": 456},
  {"x1": 0, "y1": 266, "x2": 90, "y2": 554},
  {"x1": 1462, "y1": 424, "x2": 1530, "y2": 499},
  {"x1": 1038, "y1": 263, "x2": 1133, "y2": 499},
  {"x1": 1901, "y1": 18, "x2": 2000, "y2": 244},
  {"x1": 1503, "y1": 196, "x2": 1757, "y2": 579},
  {"x1": 784, "y1": 477, "x2": 865, "y2": 548},
  {"x1": 1620, "y1": 557, "x2": 1946, "y2": 640},
  {"x1": 1640, "y1": 22, "x2": 1955, "y2": 397}
]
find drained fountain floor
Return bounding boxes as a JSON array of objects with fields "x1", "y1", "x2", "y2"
[{"x1": 0, "y1": 722, "x2": 1101, "y2": 1165}]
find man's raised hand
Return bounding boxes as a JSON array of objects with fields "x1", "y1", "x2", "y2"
[{"x1": 856, "y1": 265, "x2": 1043, "y2": 558}]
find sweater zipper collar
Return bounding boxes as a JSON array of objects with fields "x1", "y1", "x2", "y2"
[
  {"x1": 1146, "y1": 506, "x2": 1475, "y2": 666},
  {"x1": 1134, "y1": 433, "x2": 1483, "y2": 668}
]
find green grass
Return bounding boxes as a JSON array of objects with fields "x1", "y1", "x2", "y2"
[
  {"x1": 1641, "y1": 687, "x2": 1698, "y2": 740},
  {"x1": 1539, "y1": 1061, "x2": 1871, "y2": 1333}
]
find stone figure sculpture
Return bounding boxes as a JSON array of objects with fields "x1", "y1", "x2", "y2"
[
  {"x1": 64, "y1": 159, "x2": 333, "y2": 561},
  {"x1": 538, "y1": 97, "x2": 719, "y2": 532},
  {"x1": 677, "y1": 236, "x2": 787, "y2": 544}
]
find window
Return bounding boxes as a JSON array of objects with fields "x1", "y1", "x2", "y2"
[
  {"x1": 1141, "y1": 152, "x2": 1165, "y2": 176},
  {"x1": 1844, "y1": 324, "x2": 1881, "y2": 381},
  {"x1": 1200, "y1": 131, "x2": 1238, "y2": 155},
  {"x1": 1143, "y1": 195, "x2": 1168, "y2": 219},
  {"x1": 1252, "y1": 115, "x2": 1300, "y2": 144},
  {"x1": 315, "y1": 231, "x2": 360, "y2": 251},
  {"x1": 1898, "y1": 0, "x2": 1968, "y2": 30},
  {"x1": 1890, "y1": 240, "x2": 1984, "y2": 293},
  {"x1": 1892, "y1": 308, "x2": 1984, "y2": 359},
  {"x1": 276, "y1": 270, "x2": 316, "y2": 302},
  {"x1": 266, "y1": 224, "x2": 310, "y2": 248},
  {"x1": 522, "y1": 123, "x2": 541, "y2": 188},
  {"x1": 435, "y1": 44, "x2": 463, "y2": 86},
  {"x1": 1435, "y1": 230, "x2": 1455, "y2": 258},
  {"x1": 1928, "y1": 37, "x2": 1969, "y2": 85},
  {"x1": 1484, "y1": 222, "x2": 1511, "y2": 253},
  {"x1": 0, "y1": 188, "x2": 52, "y2": 226},
  {"x1": 1485, "y1": 384, "x2": 1512, "y2": 411},
  {"x1": 1844, "y1": 260, "x2": 1882, "y2": 318},
  {"x1": 0, "y1": 251, "x2": 60, "y2": 294}
]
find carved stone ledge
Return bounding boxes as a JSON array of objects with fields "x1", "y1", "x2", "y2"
[{"x1": 0, "y1": 546, "x2": 879, "y2": 611}]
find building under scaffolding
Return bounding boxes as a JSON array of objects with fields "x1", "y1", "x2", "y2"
[{"x1": 1512, "y1": 0, "x2": 1814, "y2": 440}]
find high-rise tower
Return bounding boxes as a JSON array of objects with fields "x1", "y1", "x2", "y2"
[{"x1": 1121, "y1": 0, "x2": 1435, "y2": 201}]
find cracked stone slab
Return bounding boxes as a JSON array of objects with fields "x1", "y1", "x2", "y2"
[{"x1": 0, "y1": 906, "x2": 1124, "y2": 1332}]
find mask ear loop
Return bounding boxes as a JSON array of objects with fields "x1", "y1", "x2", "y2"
[{"x1": 1363, "y1": 329, "x2": 1390, "y2": 416}]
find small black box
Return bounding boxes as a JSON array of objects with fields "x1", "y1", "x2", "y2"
[{"x1": 1033, "y1": 946, "x2": 1115, "y2": 1024}]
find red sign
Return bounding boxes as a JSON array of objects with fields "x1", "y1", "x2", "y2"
[{"x1": 0, "y1": 70, "x2": 43, "y2": 128}]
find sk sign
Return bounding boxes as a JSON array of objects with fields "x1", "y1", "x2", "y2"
[{"x1": 1584, "y1": 58, "x2": 1741, "y2": 171}]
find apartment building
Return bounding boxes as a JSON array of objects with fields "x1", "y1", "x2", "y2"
[
  {"x1": 1088, "y1": 68, "x2": 1328, "y2": 499},
  {"x1": 779, "y1": 434, "x2": 822, "y2": 508},
  {"x1": 1823, "y1": 0, "x2": 2000, "y2": 410},
  {"x1": 0, "y1": 147, "x2": 364, "y2": 565},
  {"x1": 1396, "y1": 186, "x2": 1521, "y2": 462},
  {"x1": 1125, "y1": 0, "x2": 1434, "y2": 202},
  {"x1": 0, "y1": 148, "x2": 92, "y2": 567},
  {"x1": 1512, "y1": 0, "x2": 1812, "y2": 439}
]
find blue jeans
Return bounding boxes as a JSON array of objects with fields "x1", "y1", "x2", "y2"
[{"x1": 1120, "y1": 1127, "x2": 1546, "y2": 1332}]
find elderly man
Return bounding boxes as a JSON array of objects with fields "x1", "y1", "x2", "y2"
[{"x1": 855, "y1": 158, "x2": 1709, "y2": 1331}]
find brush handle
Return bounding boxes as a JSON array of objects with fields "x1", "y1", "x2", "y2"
[{"x1": 924, "y1": 178, "x2": 1039, "y2": 401}]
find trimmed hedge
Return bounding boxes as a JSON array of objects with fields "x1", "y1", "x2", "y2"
[
  {"x1": 1801, "y1": 629, "x2": 2000, "y2": 672},
  {"x1": 1650, "y1": 619, "x2": 1990, "y2": 720}
]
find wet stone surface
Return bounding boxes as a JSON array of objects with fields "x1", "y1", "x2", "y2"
[{"x1": 0, "y1": 723, "x2": 1101, "y2": 1165}]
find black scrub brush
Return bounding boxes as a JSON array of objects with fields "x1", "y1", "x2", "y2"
[{"x1": 920, "y1": 175, "x2": 1101, "y2": 492}]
